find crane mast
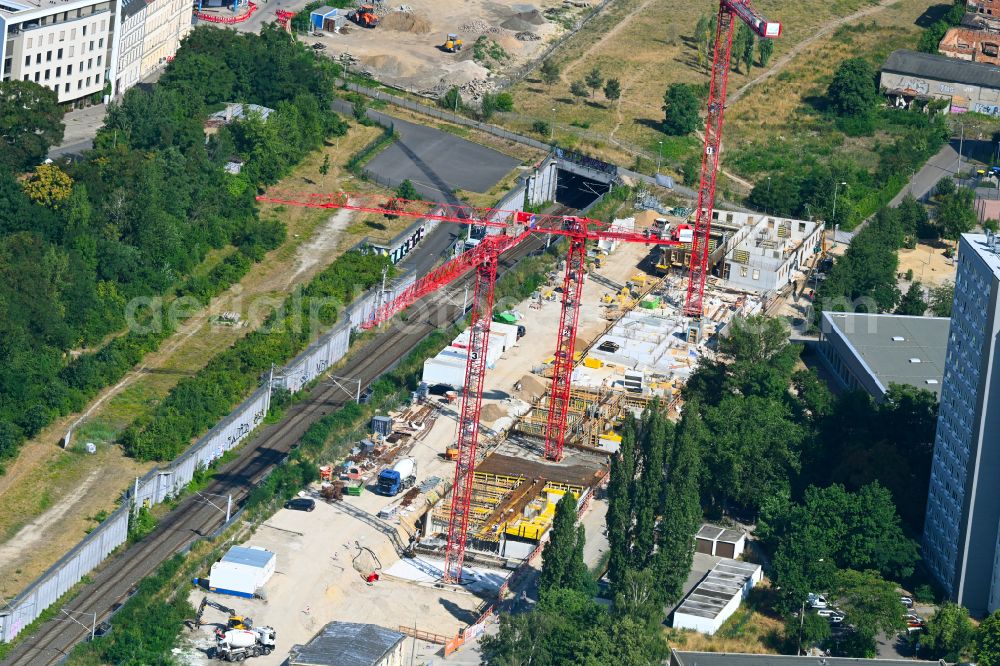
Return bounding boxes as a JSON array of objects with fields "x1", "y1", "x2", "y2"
[{"x1": 683, "y1": 0, "x2": 780, "y2": 321}]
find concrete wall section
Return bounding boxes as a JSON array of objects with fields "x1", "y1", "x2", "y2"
[
  {"x1": 526, "y1": 160, "x2": 557, "y2": 206},
  {"x1": 0, "y1": 505, "x2": 129, "y2": 642}
]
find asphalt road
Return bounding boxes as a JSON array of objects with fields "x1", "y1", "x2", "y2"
[
  {"x1": 0, "y1": 228, "x2": 546, "y2": 666},
  {"x1": 333, "y1": 100, "x2": 521, "y2": 202},
  {"x1": 889, "y1": 139, "x2": 962, "y2": 207}
]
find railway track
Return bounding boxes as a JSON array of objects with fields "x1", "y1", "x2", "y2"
[{"x1": 1, "y1": 233, "x2": 548, "y2": 666}]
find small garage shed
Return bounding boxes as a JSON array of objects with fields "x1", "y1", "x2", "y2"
[
  {"x1": 209, "y1": 546, "x2": 276, "y2": 598},
  {"x1": 673, "y1": 559, "x2": 763, "y2": 635},
  {"x1": 309, "y1": 6, "x2": 340, "y2": 30},
  {"x1": 695, "y1": 524, "x2": 747, "y2": 559}
]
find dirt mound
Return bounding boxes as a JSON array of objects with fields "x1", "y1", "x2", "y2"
[
  {"x1": 480, "y1": 403, "x2": 506, "y2": 423},
  {"x1": 362, "y1": 54, "x2": 417, "y2": 78},
  {"x1": 511, "y1": 9, "x2": 545, "y2": 25},
  {"x1": 517, "y1": 373, "x2": 548, "y2": 401},
  {"x1": 501, "y1": 17, "x2": 535, "y2": 31},
  {"x1": 379, "y1": 11, "x2": 431, "y2": 33}
]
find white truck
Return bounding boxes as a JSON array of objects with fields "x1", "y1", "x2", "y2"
[{"x1": 215, "y1": 626, "x2": 276, "y2": 661}]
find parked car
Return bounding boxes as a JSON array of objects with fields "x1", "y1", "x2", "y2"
[
  {"x1": 598, "y1": 341, "x2": 620, "y2": 353},
  {"x1": 825, "y1": 611, "x2": 847, "y2": 625},
  {"x1": 816, "y1": 608, "x2": 841, "y2": 619},
  {"x1": 284, "y1": 497, "x2": 316, "y2": 512},
  {"x1": 900, "y1": 596, "x2": 914, "y2": 608},
  {"x1": 905, "y1": 613, "x2": 925, "y2": 627},
  {"x1": 807, "y1": 593, "x2": 829, "y2": 609}
]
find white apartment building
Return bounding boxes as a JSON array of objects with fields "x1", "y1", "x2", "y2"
[
  {"x1": 1, "y1": 0, "x2": 115, "y2": 104},
  {"x1": 110, "y1": 0, "x2": 189, "y2": 95},
  {"x1": 1, "y1": 0, "x2": 190, "y2": 106},
  {"x1": 923, "y1": 233, "x2": 1000, "y2": 615}
]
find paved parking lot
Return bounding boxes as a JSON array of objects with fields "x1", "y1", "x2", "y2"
[{"x1": 333, "y1": 101, "x2": 521, "y2": 201}]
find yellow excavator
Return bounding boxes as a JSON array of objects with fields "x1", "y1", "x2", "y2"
[
  {"x1": 442, "y1": 33, "x2": 463, "y2": 53},
  {"x1": 196, "y1": 596, "x2": 252, "y2": 631}
]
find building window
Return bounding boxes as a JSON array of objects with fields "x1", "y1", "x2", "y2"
[
  {"x1": 55, "y1": 66, "x2": 60, "y2": 76},
  {"x1": 59, "y1": 30, "x2": 65, "y2": 41},
  {"x1": 96, "y1": 72, "x2": 101, "y2": 82},
  {"x1": 86, "y1": 76, "x2": 91, "y2": 85},
  {"x1": 24, "y1": 56, "x2": 30, "y2": 67},
  {"x1": 23, "y1": 74, "x2": 29, "y2": 81},
  {"x1": 67, "y1": 64, "x2": 72, "y2": 74},
  {"x1": 64, "y1": 82, "x2": 69, "y2": 92},
  {"x1": 34, "y1": 72, "x2": 40, "y2": 82},
  {"x1": 78, "y1": 80, "x2": 82, "y2": 89},
  {"x1": 740, "y1": 266, "x2": 748, "y2": 278},
  {"x1": 752, "y1": 269, "x2": 760, "y2": 280},
  {"x1": 99, "y1": 37, "x2": 104, "y2": 48},
  {"x1": 69, "y1": 46, "x2": 74, "y2": 57},
  {"x1": 57, "y1": 48, "x2": 62, "y2": 58},
  {"x1": 71, "y1": 28, "x2": 76, "y2": 39},
  {"x1": 35, "y1": 54, "x2": 41, "y2": 64},
  {"x1": 89, "y1": 41, "x2": 94, "y2": 51},
  {"x1": 46, "y1": 51, "x2": 52, "y2": 62},
  {"x1": 83, "y1": 25, "x2": 87, "y2": 36},
  {"x1": 44, "y1": 69, "x2": 50, "y2": 80},
  {"x1": 27, "y1": 38, "x2": 32, "y2": 48},
  {"x1": 96, "y1": 55, "x2": 101, "y2": 66}
]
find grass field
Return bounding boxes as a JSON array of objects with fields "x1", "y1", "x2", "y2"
[
  {"x1": 724, "y1": 0, "x2": 935, "y2": 182},
  {"x1": 493, "y1": 0, "x2": 925, "y2": 182},
  {"x1": 0, "y1": 121, "x2": 414, "y2": 599}
]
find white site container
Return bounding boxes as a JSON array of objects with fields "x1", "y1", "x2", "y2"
[
  {"x1": 208, "y1": 546, "x2": 276, "y2": 598},
  {"x1": 422, "y1": 356, "x2": 469, "y2": 388}
]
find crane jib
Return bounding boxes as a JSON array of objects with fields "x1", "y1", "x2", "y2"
[{"x1": 721, "y1": 0, "x2": 781, "y2": 38}]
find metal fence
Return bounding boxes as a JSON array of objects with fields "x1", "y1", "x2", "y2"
[{"x1": 0, "y1": 504, "x2": 129, "y2": 642}]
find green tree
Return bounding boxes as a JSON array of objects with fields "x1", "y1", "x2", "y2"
[
  {"x1": 937, "y1": 187, "x2": 977, "y2": 240},
  {"x1": 318, "y1": 155, "x2": 330, "y2": 176},
  {"x1": 495, "y1": 92, "x2": 514, "y2": 112},
  {"x1": 740, "y1": 24, "x2": 755, "y2": 73},
  {"x1": 539, "y1": 492, "x2": 594, "y2": 596},
  {"x1": 585, "y1": 67, "x2": 604, "y2": 97},
  {"x1": 662, "y1": 83, "x2": 700, "y2": 136},
  {"x1": 758, "y1": 37, "x2": 775, "y2": 67},
  {"x1": 977, "y1": 610, "x2": 1000, "y2": 666},
  {"x1": 835, "y1": 569, "x2": 907, "y2": 657},
  {"x1": 0, "y1": 80, "x2": 65, "y2": 172},
  {"x1": 395, "y1": 179, "x2": 418, "y2": 201},
  {"x1": 789, "y1": 611, "x2": 833, "y2": 654},
  {"x1": 21, "y1": 164, "x2": 74, "y2": 209},
  {"x1": 895, "y1": 281, "x2": 927, "y2": 315},
  {"x1": 439, "y1": 86, "x2": 462, "y2": 112},
  {"x1": 352, "y1": 96, "x2": 368, "y2": 122},
  {"x1": 654, "y1": 404, "x2": 704, "y2": 604},
  {"x1": 532, "y1": 120, "x2": 551, "y2": 136},
  {"x1": 827, "y1": 58, "x2": 877, "y2": 119},
  {"x1": 540, "y1": 58, "x2": 561, "y2": 87},
  {"x1": 480, "y1": 92, "x2": 499, "y2": 121},
  {"x1": 719, "y1": 314, "x2": 791, "y2": 365},
  {"x1": 930, "y1": 281, "x2": 955, "y2": 316},
  {"x1": 922, "y1": 602, "x2": 975, "y2": 661},
  {"x1": 934, "y1": 176, "x2": 956, "y2": 200},
  {"x1": 570, "y1": 80, "x2": 589, "y2": 103},
  {"x1": 694, "y1": 14, "x2": 711, "y2": 69},
  {"x1": 604, "y1": 78, "x2": 622, "y2": 104}
]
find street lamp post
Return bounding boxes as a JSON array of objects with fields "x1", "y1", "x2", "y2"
[
  {"x1": 831, "y1": 181, "x2": 847, "y2": 226},
  {"x1": 550, "y1": 108, "x2": 556, "y2": 142},
  {"x1": 657, "y1": 141, "x2": 663, "y2": 174},
  {"x1": 765, "y1": 176, "x2": 771, "y2": 215}
]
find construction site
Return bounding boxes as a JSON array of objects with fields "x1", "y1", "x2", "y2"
[
  {"x1": 299, "y1": 0, "x2": 591, "y2": 99},
  {"x1": 177, "y1": 191, "x2": 807, "y2": 662}
]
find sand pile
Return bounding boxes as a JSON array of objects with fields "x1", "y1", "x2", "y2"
[
  {"x1": 380, "y1": 11, "x2": 431, "y2": 33},
  {"x1": 517, "y1": 373, "x2": 548, "y2": 402},
  {"x1": 363, "y1": 54, "x2": 417, "y2": 78},
  {"x1": 502, "y1": 9, "x2": 545, "y2": 31},
  {"x1": 480, "y1": 403, "x2": 506, "y2": 423}
]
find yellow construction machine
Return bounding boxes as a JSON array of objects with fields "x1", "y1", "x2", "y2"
[
  {"x1": 196, "y1": 596, "x2": 252, "y2": 630},
  {"x1": 442, "y1": 33, "x2": 463, "y2": 52}
]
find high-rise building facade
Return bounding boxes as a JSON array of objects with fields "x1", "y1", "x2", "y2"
[{"x1": 923, "y1": 233, "x2": 1000, "y2": 614}]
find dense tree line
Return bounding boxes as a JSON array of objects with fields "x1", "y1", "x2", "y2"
[{"x1": 0, "y1": 26, "x2": 348, "y2": 467}]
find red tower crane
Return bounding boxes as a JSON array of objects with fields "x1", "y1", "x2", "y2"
[
  {"x1": 683, "y1": 0, "x2": 780, "y2": 323},
  {"x1": 257, "y1": 192, "x2": 680, "y2": 581}
]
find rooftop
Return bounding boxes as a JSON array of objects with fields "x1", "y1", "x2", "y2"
[
  {"x1": 697, "y1": 524, "x2": 745, "y2": 544},
  {"x1": 221, "y1": 546, "x2": 274, "y2": 569},
  {"x1": 674, "y1": 559, "x2": 761, "y2": 621},
  {"x1": 882, "y1": 48, "x2": 1000, "y2": 89},
  {"x1": 289, "y1": 622, "x2": 405, "y2": 666},
  {"x1": 821, "y1": 312, "x2": 949, "y2": 398},
  {"x1": 963, "y1": 232, "x2": 1000, "y2": 278},
  {"x1": 671, "y1": 652, "x2": 927, "y2": 666}
]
